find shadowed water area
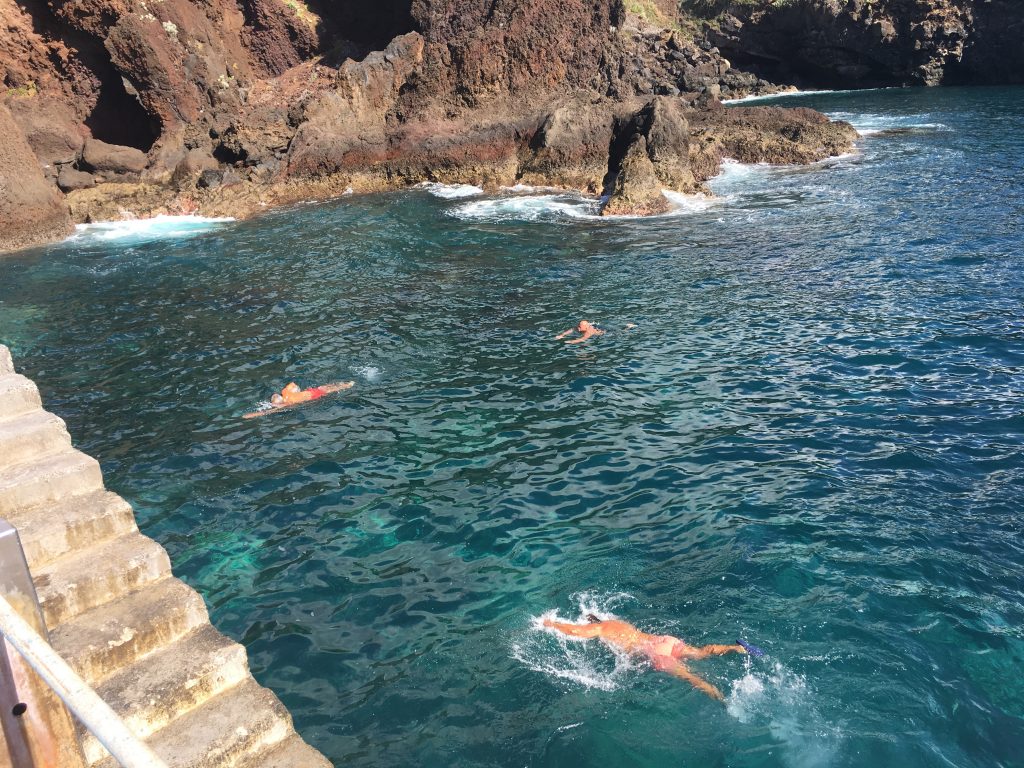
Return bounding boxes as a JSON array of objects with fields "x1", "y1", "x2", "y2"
[{"x1": 1, "y1": 86, "x2": 1023, "y2": 767}]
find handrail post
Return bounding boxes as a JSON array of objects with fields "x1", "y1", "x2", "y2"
[{"x1": 0, "y1": 520, "x2": 86, "y2": 768}]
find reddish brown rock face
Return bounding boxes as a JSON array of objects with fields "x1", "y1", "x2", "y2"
[
  {"x1": 0, "y1": 104, "x2": 73, "y2": 252},
  {"x1": 4, "y1": 0, "x2": 1009, "y2": 250}
]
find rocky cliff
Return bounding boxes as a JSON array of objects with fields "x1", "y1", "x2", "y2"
[
  {"x1": 692, "y1": 0, "x2": 1023, "y2": 89},
  {"x1": 0, "y1": 0, "x2": 1013, "y2": 251}
]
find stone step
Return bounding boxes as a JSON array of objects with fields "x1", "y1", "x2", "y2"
[
  {"x1": 0, "y1": 448, "x2": 102, "y2": 517},
  {"x1": 35, "y1": 532, "x2": 171, "y2": 631},
  {"x1": 0, "y1": 345, "x2": 13, "y2": 375},
  {"x1": 0, "y1": 373, "x2": 43, "y2": 422},
  {"x1": 81, "y1": 625, "x2": 251, "y2": 765},
  {"x1": 94, "y1": 679, "x2": 293, "y2": 768},
  {"x1": 239, "y1": 734, "x2": 333, "y2": 768},
  {"x1": 4, "y1": 489, "x2": 138, "y2": 570},
  {"x1": 50, "y1": 577, "x2": 209, "y2": 685},
  {"x1": 0, "y1": 409, "x2": 72, "y2": 467}
]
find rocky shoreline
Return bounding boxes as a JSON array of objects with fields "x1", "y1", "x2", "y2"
[{"x1": 1, "y1": 0, "x2": 1012, "y2": 252}]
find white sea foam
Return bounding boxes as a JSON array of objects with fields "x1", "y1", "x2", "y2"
[
  {"x1": 450, "y1": 189, "x2": 716, "y2": 222},
  {"x1": 722, "y1": 87, "x2": 895, "y2": 105},
  {"x1": 450, "y1": 194, "x2": 600, "y2": 221},
  {"x1": 727, "y1": 662, "x2": 841, "y2": 768},
  {"x1": 824, "y1": 111, "x2": 950, "y2": 138},
  {"x1": 501, "y1": 183, "x2": 564, "y2": 194},
  {"x1": 660, "y1": 190, "x2": 717, "y2": 213},
  {"x1": 418, "y1": 182, "x2": 484, "y2": 199},
  {"x1": 512, "y1": 591, "x2": 639, "y2": 691},
  {"x1": 69, "y1": 215, "x2": 234, "y2": 244}
]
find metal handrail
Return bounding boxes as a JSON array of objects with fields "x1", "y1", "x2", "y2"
[{"x1": 0, "y1": 594, "x2": 168, "y2": 768}]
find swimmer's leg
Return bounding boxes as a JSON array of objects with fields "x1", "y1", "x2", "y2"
[{"x1": 651, "y1": 655, "x2": 725, "y2": 701}]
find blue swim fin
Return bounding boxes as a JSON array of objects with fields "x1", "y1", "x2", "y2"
[{"x1": 737, "y1": 638, "x2": 765, "y2": 657}]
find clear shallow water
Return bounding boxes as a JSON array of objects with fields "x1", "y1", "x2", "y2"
[{"x1": 2, "y1": 86, "x2": 1023, "y2": 767}]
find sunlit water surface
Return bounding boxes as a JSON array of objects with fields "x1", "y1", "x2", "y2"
[{"x1": 1, "y1": 86, "x2": 1023, "y2": 767}]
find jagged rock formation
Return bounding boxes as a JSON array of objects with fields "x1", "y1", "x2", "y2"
[
  {"x1": 0, "y1": 344, "x2": 331, "y2": 767},
  {"x1": 694, "y1": 0, "x2": 1023, "y2": 88},
  {"x1": 5, "y1": 0, "x2": 1013, "y2": 248}
]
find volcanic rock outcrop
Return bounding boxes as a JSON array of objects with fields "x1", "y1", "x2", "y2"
[{"x1": 6, "y1": 0, "x2": 1010, "y2": 249}]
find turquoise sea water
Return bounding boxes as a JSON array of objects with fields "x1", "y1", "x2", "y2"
[{"x1": 1, "y1": 86, "x2": 1023, "y2": 767}]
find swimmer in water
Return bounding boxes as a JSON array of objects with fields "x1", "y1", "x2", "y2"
[
  {"x1": 555, "y1": 320, "x2": 605, "y2": 344},
  {"x1": 542, "y1": 614, "x2": 749, "y2": 701},
  {"x1": 243, "y1": 381, "x2": 354, "y2": 418},
  {"x1": 274, "y1": 381, "x2": 354, "y2": 405}
]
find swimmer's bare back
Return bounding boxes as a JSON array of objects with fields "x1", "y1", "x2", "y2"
[
  {"x1": 542, "y1": 616, "x2": 746, "y2": 701},
  {"x1": 243, "y1": 381, "x2": 354, "y2": 419}
]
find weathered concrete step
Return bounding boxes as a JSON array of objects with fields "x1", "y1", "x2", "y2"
[
  {"x1": 238, "y1": 734, "x2": 333, "y2": 768},
  {"x1": 35, "y1": 532, "x2": 171, "y2": 630},
  {"x1": 0, "y1": 448, "x2": 102, "y2": 516},
  {"x1": 0, "y1": 409, "x2": 72, "y2": 466},
  {"x1": 4, "y1": 489, "x2": 137, "y2": 570},
  {"x1": 94, "y1": 679, "x2": 293, "y2": 768},
  {"x1": 81, "y1": 625, "x2": 251, "y2": 765},
  {"x1": 50, "y1": 577, "x2": 209, "y2": 686},
  {"x1": 0, "y1": 373, "x2": 43, "y2": 423},
  {"x1": 0, "y1": 346, "x2": 13, "y2": 375}
]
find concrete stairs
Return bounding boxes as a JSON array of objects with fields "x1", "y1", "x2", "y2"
[{"x1": 0, "y1": 346, "x2": 332, "y2": 768}]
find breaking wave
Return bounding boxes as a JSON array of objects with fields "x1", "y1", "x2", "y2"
[
  {"x1": 418, "y1": 182, "x2": 484, "y2": 199},
  {"x1": 68, "y1": 215, "x2": 235, "y2": 244},
  {"x1": 448, "y1": 190, "x2": 715, "y2": 222}
]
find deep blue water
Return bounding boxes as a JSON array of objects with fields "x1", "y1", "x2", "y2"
[{"x1": 1, "y1": 86, "x2": 1023, "y2": 767}]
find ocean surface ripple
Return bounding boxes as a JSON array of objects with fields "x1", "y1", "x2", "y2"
[{"x1": 1, "y1": 86, "x2": 1022, "y2": 767}]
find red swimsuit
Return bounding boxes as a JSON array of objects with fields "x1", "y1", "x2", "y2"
[{"x1": 306, "y1": 386, "x2": 327, "y2": 400}]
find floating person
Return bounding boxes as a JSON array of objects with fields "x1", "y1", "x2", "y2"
[
  {"x1": 243, "y1": 381, "x2": 354, "y2": 419},
  {"x1": 555, "y1": 320, "x2": 606, "y2": 344},
  {"x1": 542, "y1": 614, "x2": 763, "y2": 701}
]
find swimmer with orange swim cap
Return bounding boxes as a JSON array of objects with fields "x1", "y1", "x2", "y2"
[
  {"x1": 244, "y1": 380, "x2": 354, "y2": 418},
  {"x1": 543, "y1": 614, "x2": 761, "y2": 701}
]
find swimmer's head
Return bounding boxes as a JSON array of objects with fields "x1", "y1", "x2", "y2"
[
  {"x1": 577, "y1": 320, "x2": 593, "y2": 332},
  {"x1": 585, "y1": 613, "x2": 601, "y2": 624},
  {"x1": 270, "y1": 393, "x2": 285, "y2": 405}
]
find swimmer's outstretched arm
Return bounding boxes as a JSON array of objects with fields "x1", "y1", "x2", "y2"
[
  {"x1": 555, "y1": 329, "x2": 573, "y2": 339},
  {"x1": 653, "y1": 657, "x2": 725, "y2": 701},
  {"x1": 542, "y1": 619, "x2": 603, "y2": 638},
  {"x1": 565, "y1": 329, "x2": 604, "y2": 344}
]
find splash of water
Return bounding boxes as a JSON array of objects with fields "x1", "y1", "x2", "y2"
[
  {"x1": 512, "y1": 591, "x2": 640, "y2": 691},
  {"x1": 727, "y1": 662, "x2": 842, "y2": 768},
  {"x1": 352, "y1": 365, "x2": 382, "y2": 382}
]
